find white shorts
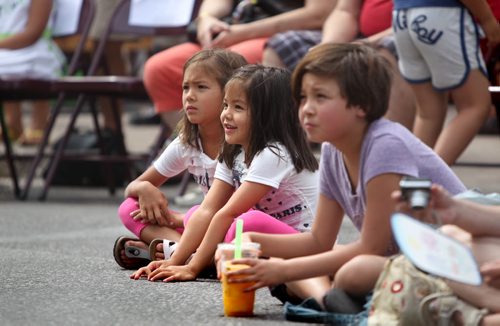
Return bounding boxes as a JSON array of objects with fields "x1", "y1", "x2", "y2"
[{"x1": 393, "y1": 7, "x2": 487, "y2": 90}]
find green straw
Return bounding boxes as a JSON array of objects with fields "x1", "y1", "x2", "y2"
[{"x1": 234, "y1": 219, "x2": 244, "y2": 259}]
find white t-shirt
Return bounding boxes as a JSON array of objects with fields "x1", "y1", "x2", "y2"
[
  {"x1": 153, "y1": 137, "x2": 217, "y2": 195},
  {"x1": 215, "y1": 143, "x2": 319, "y2": 232}
]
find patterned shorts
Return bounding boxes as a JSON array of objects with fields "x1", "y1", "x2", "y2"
[{"x1": 266, "y1": 30, "x2": 322, "y2": 71}]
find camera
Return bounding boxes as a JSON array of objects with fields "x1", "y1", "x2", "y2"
[{"x1": 399, "y1": 176, "x2": 432, "y2": 210}]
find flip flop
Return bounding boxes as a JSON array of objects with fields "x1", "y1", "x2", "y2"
[
  {"x1": 113, "y1": 236, "x2": 151, "y2": 269},
  {"x1": 149, "y1": 238, "x2": 178, "y2": 261}
]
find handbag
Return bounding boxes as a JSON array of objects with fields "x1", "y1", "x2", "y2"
[
  {"x1": 367, "y1": 255, "x2": 452, "y2": 326},
  {"x1": 187, "y1": 0, "x2": 303, "y2": 43}
]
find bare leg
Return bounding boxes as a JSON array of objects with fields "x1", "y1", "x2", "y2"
[
  {"x1": 262, "y1": 47, "x2": 286, "y2": 68},
  {"x1": 379, "y1": 48, "x2": 416, "y2": 130},
  {"x1": 436, "y1": 70, "x2": 491, "y2": 165},
  {"x1": 441, "y1": 227, "x2": 500, "y2": 313},
  {"x1": 3, "y1": 101, "x2": 23, "y2": 139},
  {"x1": 484, "y1": 314, "x2": 500, "y2": 326},
  {"x1": 31, "y1": 100, "x2": 50, "y2": 130},
  {"x1": 285, "y1": 276, "x2": 331, "y2": 309},
  {"x1": 334, "y1": 255, "x2": 387, "y2": 297},
  {"x1": 96, "y1": 40, "x2": 126, "y2": 131},
  {"x1": 139, "y1": 225, "x2": 182, "y2": 244},
  {"x1": 411, "y1": 83, "x2": 448, "y2": 148}
]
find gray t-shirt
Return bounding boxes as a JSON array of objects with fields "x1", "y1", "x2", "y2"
[{"x1": 320, "y1": 119, "x2": 465, "y2": 239}]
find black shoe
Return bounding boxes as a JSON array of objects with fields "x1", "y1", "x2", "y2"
[
  {"x1": 129, "y1": 112, "x2": 161, "y2": 125},
  {"x1": 322, "y1": 288, "x2": 365, "y2": 313}
]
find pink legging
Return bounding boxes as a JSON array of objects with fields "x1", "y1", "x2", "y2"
[
  {"x1": 118, "y1": 198, "x2": 298, "y2": 241},
  {"x1": 118, "y1": 197, "x2": 197, "y2": 238},
  {"x1": 143, "y1": 39, "x2": 268, "y2": 113}
]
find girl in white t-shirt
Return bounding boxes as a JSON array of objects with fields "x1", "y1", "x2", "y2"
[
  {"x1": 114, "y1": 49, "x2": 247, "y2": 269},
  {"x1": 0, "y1": 0, "x2": 65, "y2": 145},
  {"x1": 131, "y1": 65, "x2": 319, "y2": 281}
]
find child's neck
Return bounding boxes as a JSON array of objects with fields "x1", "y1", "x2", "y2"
[{"x1": 198, "y1": 123, "x2": 224, "y2": 159}]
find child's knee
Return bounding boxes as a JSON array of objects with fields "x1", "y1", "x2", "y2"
[
  {"x1": 118, "y1": 197, "x2": 146, "y2": 237},
  {"x1": 334, "y1": 255, "x2": 378, "y2": 294}
]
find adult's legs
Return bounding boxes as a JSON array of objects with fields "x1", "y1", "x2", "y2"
[
  {"x1": 411, "y1": 82, "x2": 449, "y2": 149},
  {"x1": 436, "y1": 70, "x2": 491, "y2": 165},
  {"x1": 378, "y1": 48, "x2": 416, "y2": 130},
  {"x1": 3, "y1": 101, "x2": 23, "y2": 139},
  {"x1": 262, "y1": 47, "x2": 286, "y2": 68}
]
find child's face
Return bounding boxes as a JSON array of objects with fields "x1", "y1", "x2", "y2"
[
  {"x1": 221, "y1": 81, "x2": 251, "y2": 151},
  {"x1": 182, "y1": 63, "x2": 224, "y2": 126},
  {"x1": 299, "y1": 73, "x2": 365, "y2": 144}
]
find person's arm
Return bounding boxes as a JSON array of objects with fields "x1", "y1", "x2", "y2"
[
  {"x1": 230, "y1": 173, "x2": 400, "y2": 289},
  {"x1": 362, "y1": 27, "x2": 393, "y2": 45},
  {"x1": 147, "y1": 179, "x2": 273, "y2": 281},
  {"x1": 460, "y1": 0, "x2": 500, "y2": 46},
  {"x1": 430, "y1": 185, "x2": 500, "y2": 237},
  {"x1": 321, "y1": 0, "x2": 362, "y2": 44},
  {"x1": 195, "y1": 0, "x2": 234, "y2": 48},
  {"x1": 244, "y1": 193, "x2": 341, "y2": 259},
  {"x1": 0, "y1": 0, "x2": 53, "y2": 49},
  {"x1": 124, "y1": 166, "x2": 171, "y2": 226},
  {"x1": 211, "y1": 0, "x2": 336, "y2": 48}
]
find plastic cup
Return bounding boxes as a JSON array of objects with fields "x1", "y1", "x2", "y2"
[
  {"x1": 217, "y1": 242, "x2": 261, "y2": 265},
  {"x1": 222, "y1": 262, "x2": 256, "y2": 317}
]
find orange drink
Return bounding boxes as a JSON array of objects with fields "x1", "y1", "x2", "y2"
[{"x1": 222, "y1": 262, "x2": 255, "y2": 317}]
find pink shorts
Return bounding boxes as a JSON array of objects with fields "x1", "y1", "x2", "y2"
[{"x1": 143, "y1": 38, "x2": 268, "y2": 113}]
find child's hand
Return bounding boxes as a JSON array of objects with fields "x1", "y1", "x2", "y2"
[
  {"x1": 226, "y1": 257, "x2": 288, "y2": 291},
  {"x1": 132, "y1": 190, "x2": 172, "y2": 226},
  {"x1": 148, "y1": 264, "x2": 197, "y2": 282},
  {"x1": 481, "y1": 259, "x2": 500, "y2": 288},
  {"x1": 130, "y1": 260, "x2": 167, "y2": 280}
]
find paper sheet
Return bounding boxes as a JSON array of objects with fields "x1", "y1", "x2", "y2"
[
  {"x1": 129, "y1": 0, "x2": 196, "y2": 27},
  {"x1": 391, "y1": 213, "x2": 482, "y2": 285},
  {"x1": 53, "y1": 0, "x2": 84, "y2": 36}
]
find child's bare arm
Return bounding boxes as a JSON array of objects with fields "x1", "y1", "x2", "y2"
[
  {"x1": 460, "y1": 0, "x2": 500, "y2": 45},
  {"x1": 0, "y1": 0, "x2": 53, "y2": 49}
]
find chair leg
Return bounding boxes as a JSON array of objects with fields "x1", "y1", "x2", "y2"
[
  {"x1": 0, "y1": 104, "x2": 20, "y2": 198},
  {"x1": 39, "y1": 94, "x2": 88, "y2": 201},
  {"x1": 147, "y1": 123, "x2": 171, "y2": 166},
  {"x1": 89, "y1": 97, "x2": 117, "y2": 195},
  {"x1": 21, "y1": 93, "x2": 65, "y2": 200}
]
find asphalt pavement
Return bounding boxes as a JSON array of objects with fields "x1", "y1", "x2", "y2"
[{"x1": 0, "y1": 108, "x2": 499, "y2": 325}]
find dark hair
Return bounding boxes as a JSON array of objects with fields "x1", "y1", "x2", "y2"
[
  {"x1": 219, "y1": 64, "x2": 318, "y2": 172},
  {"x1": 292, "y1": 43, "x2": 392, "y2": 122},
  {"x1": 177, "y1": 49, "x2": 248, "y2": 149}
]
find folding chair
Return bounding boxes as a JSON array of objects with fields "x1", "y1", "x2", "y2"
[
  {"x1": 19, "y1": 0, "x2": 201, "y2": 200},
  {"x1": 0, "y1": 0, "x2": 96, "y2": 198}
]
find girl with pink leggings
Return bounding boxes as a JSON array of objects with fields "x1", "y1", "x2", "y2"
[
  {"x1": 131, "y1": 65, "x2": 319, "y2": 282},
  {"x1": 120, "y1": 200, "x2": 298, "y2": 243},
  {"x1": 113, "y1": 49, "x2": 247, "y2": 269}
]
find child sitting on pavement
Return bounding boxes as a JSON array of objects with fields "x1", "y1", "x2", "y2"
[
  {"x1": 131, "y1": 65, "x2": 320, "y2": 284},
  {"x1": 225, "y1": 43, "x2": 466, "y2": 307},
  {"x1": 113, "y1": 49, "x2": 248, "y2": 269}
]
